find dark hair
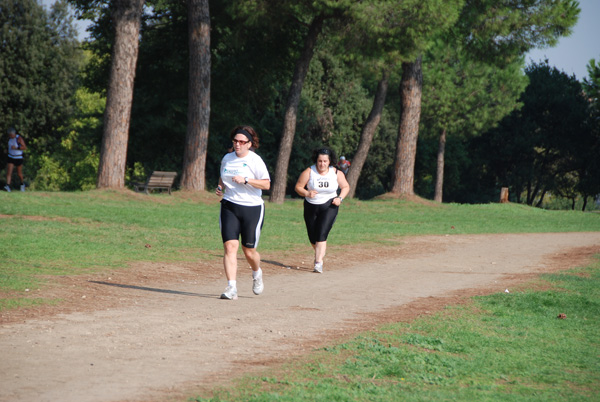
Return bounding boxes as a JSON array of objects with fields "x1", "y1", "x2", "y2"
[
  {"x1": 230, "y1": 125, "x2": 259, "y2": 149},
  {"x1": 311, "y1": 147, "x2": 336, "y2": 165}
]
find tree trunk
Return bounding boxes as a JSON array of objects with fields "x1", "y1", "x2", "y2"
[
  {"x1": 97, "y1": 0, "x2": 145, "y2": 189},
  {"x1": 346, "y1": 71, "x2": 389, "y2": 199},
  {"x1": 515, "y1": 184, "x2": 522, "y2": 203},
  {"x1": 391, "y1": 56, "x2": 423, "y2": 196},
  {"x1": 269, "y1": 15, "x2": 324, "y2": 204},
  {"x1": 526, "y1": 180, "x2": 536, "y2": 205},
  {"x1": 535, "y1": 189, "x2": 547, "y2": 208},
  {"x1": 181, "y1": 0, "x2": 210, "y2": 191},
  {"x1": 530, "y1": 181, "x2": 542, "y2": 206},
  {"x1": 499, "y1": 187, "x2": 509, "y2": 203},
  {"x1": 433, "y1": 127, "x2": 446, "y2": 202}
]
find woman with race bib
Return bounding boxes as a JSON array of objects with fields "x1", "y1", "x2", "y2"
[{"x1": 295, "y1": 147, "x2": 349, "y2": 273}]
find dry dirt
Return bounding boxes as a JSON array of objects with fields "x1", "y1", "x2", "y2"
[{"x1": 1, "y1": 232, "x2": 600, "y2": 402}]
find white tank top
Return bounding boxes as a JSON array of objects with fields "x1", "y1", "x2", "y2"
[
  {"x1": 305, "y1": 165, "x2": 338, "y2": 205},
  {"x1": 8, "y1": 135, "x2": 23, "y2": 159}
]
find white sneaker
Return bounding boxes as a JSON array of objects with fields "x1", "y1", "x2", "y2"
[
  {"x1": 20, "y1": 184, "x2": 25, "y2": 192},
  {"x1": 314, "y1": 262, "x2": 323, "y2": 273},
  {"x1": 220, "y1": 285, "x2": 238, "y2": 300},
  {"x1": 252, "y1": 273, "x2": 264, "y2": 295},
  {"x1": 3, "y1": 185, "x2": 10, "y2": 192}
]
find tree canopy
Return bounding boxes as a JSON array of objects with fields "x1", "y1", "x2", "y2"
[
  {"x1": 469, "y1": 61, "x2": 593, "y2": 207},
  {"x1": 3, "y1": 0, "x2": 596, "y2": 209},
  {"x1": 0, "y1": 0, "x2": 83, "y2": 149}
]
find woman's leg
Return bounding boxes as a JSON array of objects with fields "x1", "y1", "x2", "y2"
[
  {"x1": 314, "y1": 241, "x2": 327, "y2": 264},
  {"x1": 242, "y1": 245, "x2": 264, "y2": 295},
  {"x1": 223, "y1": 239, "x2": 239, "y2": 281},
  {"x1": 303, "y1": 200, "x2": 319, "y2": 245},
  {"x1": 16, "y1": 165, "x2": 24, "y2": 184},
  {"x1": 6, "y1": 163, "x2": 14, "y2": 185},
  {"x1": 242, "y1": 246, "x2": 261, "y2": 272},
  {"x1": 312, "y1": 201, "x2": 338, "y2": 272}
]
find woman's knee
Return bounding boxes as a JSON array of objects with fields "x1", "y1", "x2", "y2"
[
  {"x1": 223, "y1": 240, "x2": 239, "y2": 254},
  {"x1": 242, "y1": 246, "x2": 258, "y2": 257}
]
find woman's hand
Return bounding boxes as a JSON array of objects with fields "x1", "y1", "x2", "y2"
[
  {"x1": 306, "y1": 190, "x2": 318, "y2": 198},
  {"x1": 216, "y1": 185, "x2": 223, "y2": 196},
  {"x1": 232, "y1": 175, "x2": 246, "y2": 184}
]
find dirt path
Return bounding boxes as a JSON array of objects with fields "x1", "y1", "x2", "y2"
[{"x1": 1, "y1": 232, "x2": 600, "y2": 402}]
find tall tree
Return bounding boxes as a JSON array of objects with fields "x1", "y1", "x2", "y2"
[
  {"x1": 391, "y1": 57, "x2": 423, "y2": 195},
  {"x1": 231, "y1": 0, "x2": 353, "y2": 203},
  {"x1": 180, "y1": 0, "x2": 210, "y2": 191},
  {"x1": 392, "y1": 0, "x2": 580, "y2": 197},
  {"x1": 345, "y1": 71, "x2": 389, "y2": 199},
  {"x1": 270, "y1": 13, "x2": 325, "y2": 203},
  {"x1": 121, "y1": 0, "x2": 189, "y2": 177},
  {"x1": 421, "y1": 40, "x2": 527, "y2": 202},
  {"x1": 97, "y1": 0, "x2": 145, "y2": 189},
  {"x1": 339, "y1": 0, "x2": 464, "y2": 198}
]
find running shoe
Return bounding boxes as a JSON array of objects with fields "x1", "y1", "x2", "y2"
[
  {"x1": 3, "y1": 185, "x2": 10, "y2": 192},
  {"x1": 220, "y1": 285, "x2": 238, "y2": 300},
  {"x1": 252, "y1": 273, "x2": 264, "y2": 295},
  {"x1": 314, "y1": 262, "x2": 323, "y2": 273},
  {"x1": 20, "y1": 184, "x2": 25, "y2": 192}
]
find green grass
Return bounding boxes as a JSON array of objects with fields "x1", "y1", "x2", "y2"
[
  {"x1": 195, "y1": 261, "x2": 600, "y2": 401},
  {"x1": 1, "y1": 190, "x2": 599, "y2": 300},
  {"x1": 1, "y1": 191, "x2": 599, "y2": 400}
]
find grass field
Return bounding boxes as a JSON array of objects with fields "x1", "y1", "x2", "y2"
[
  {"x1": 1, "y1": 190, "x2": 599, "y2": 400},
  {"x1": 1, "y1": 189, "x2": 599, "y2": 306}
]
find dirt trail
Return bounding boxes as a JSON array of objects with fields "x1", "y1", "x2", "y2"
[{"x1": 1, "y1": 232, "x2": 599, "y2": 402}]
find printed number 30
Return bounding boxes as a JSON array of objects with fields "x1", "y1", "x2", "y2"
[{"x1": 318, "y1": 182, "x2": 329, "y2": 188}]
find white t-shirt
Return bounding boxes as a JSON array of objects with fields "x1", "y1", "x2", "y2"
[
  {"x1": 221, "y1": 151, "x2": 270, "y2": 206},
  {"x1": 305, "y1": 165, "x2": 338, "y2": 205}
]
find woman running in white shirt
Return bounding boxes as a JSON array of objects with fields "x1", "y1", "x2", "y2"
[
  {"x1": 215, "y1": 126, "x2": 271, "y2": 300},
  {"x1": 295, "y1": 147, "x2": 350, "y2": 273}
]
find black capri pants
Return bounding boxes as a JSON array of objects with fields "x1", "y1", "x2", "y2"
[
  {"x1": 220, "y1": 200, "x2": 265, "y2": 249},
  {"x1": 303, "y1": 198, "x2": 339, "y2": 244}
]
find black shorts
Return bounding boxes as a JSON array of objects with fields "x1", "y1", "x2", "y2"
[
  {"x1": 219, "y1": 200, "x2": 265, "y2": 249},
  {"x1": 7, "y1": 157, "x2": 23, "y2": 167},
  {"x1": 303, "y1": 198, "x2": 339, "y2": 244}
]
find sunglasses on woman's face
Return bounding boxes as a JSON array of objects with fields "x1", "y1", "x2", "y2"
[{"x1": 232, "y1": 139, "x2": 250, "y2": 145}]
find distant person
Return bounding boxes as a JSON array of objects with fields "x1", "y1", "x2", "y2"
[
  {"x1": 337, "y1": 155, "x2": 351, "y2": 175},
  {"x1": 4, "y1": 127, "x2": 27, "y2": 192},
  {"x1": 215, "y1": 125, "x2": 271, "y2": 300},
  {"x1": 295, "y1": 147, "x2": 350, "y2": 273}
]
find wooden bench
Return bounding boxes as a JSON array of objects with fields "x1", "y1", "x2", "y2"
[{"x1": 133, "y1": 171, "x2": 177, "y2": 194}]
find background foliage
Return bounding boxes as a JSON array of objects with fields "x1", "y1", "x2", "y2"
[{"x1": 1, "y1": 0, "x2": 598, "y2": 209}]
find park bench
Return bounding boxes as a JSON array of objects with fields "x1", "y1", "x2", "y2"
[{"x1": 133, "y1": 171, "x2": 177, "y2": 194}]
